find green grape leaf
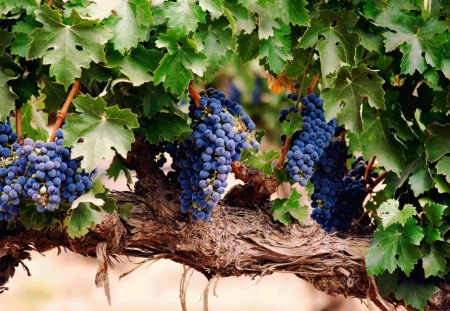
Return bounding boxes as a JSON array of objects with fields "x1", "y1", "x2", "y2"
[
  {"x1": 366, "y1": 218, "x2": 423, "y2": 276},
  {"x1": 379, "y1": 199, "x2": 416, "y2": 228},
  {"x1": 19, "y1": 203, "x2": 55, "y2": 231},
  {"x1": 423, "y1": 223, "x2": 442, "y2": 244},
  {"x1": 71, "y1": 175, "x2": 107, "y2": 210},
  {"x1": 322, "y1": 65, "x2": 385, "y2": 133},
  {"x1": 223, "y1": 0, "x2": 255, "y2": 34},
  {"x1": 86, "y1": 0, "x2": 153, "y2": 52},
  {"x1": 64, "y1": 94, "x2": 139, "y2": 172},
  {"x1": 408, "y1": 153, "x2": 433, "y2": 196},
  {"x1": 20, "y1": 98, "x2": 49, "y2": 142},
  {"x1": 277, "y1": 0, "x2": 309, "y2": 27},
  {"x1": 425, "y1": 123, "x2": 450, "y2": 162},
  {"x1": 423, "y1": 202, "x2": 446, "y2": 227},
  {"x1": 71, "y1": 174, "x2": 117, "y2": 214},
  {"x1": 80, "y1": 63, "x2": 111, "y2": 90},
  {"x1": 285, "y1": 48, "x2": 309, "y2": 78},
  {"x1": 356, "y1": 28, "x2": 383, "y2": 53},
  {"x1": 107, "y1": 155, "x2": 133, "y2": 185},
  {"x1": 281, "y1": 113, "x2": 303, "y2": 137},
  {"x1": 65, "y1": 203, "x2": 103, "y2": 238},
  {"x1": 271, "y1": 189, "x2": 308, "y2": 225},
  {"x1": 11, "y1": 16, "x2": 38, "y2": 57},
  {"x1": 436, "y1": 156, "x2": 450, "y2": 182},
  {"x1": 0, "y1": 0, "x2": 37, "y2": 15},
  {"x1": 422, "y1": 242, "x2": 450, "y2": 277},
  {"x1": 144, "y1": 112, "x2": 191, "y2": 144},
  {"x1": 443, "y1": 39, "x2": 450, "y2": 79},
  {"x1": 199, "y1": 0, "x2": 223, "y2": 19},
  {"x1": 106, "y1": 45, "x2": 162, "y2": 86},
  {"x1": 0, "y1": 29, "x2": 18, "y2": 119},
  {"x1": 0, "y1": 70, "x2": 18, "y2": 119},
  {"x1": 28, "y1": 6, "x2": 112, "y2": 89},
  {"x1": 394, "y1": 278, "x2": 436, "y2": 310},
  {"x1": 434, "y1": 174, "x2": 450, "y2": 194},
  {"x1": 0, "y1": 28, "x2": 12, "y2": 52},
  {"x1": 377, "y1": 11, "x2": 447, "y2": 75},
  {"x1": 42, "y1": 80, "x2": 66, "y2": 113},
  {"x1": 154, "y1": 30, "x2": 207, "y2": 94},
  {"x1": 195, "y1": 17, "x2": 235, "y2": 67},
  {"x1": 256, "y1": 7, "x2": 278, "y2": 40},
  {"x1": 142, "y1": 85, "x2": 172, "y2": 118},
  {"x1": 363, "y1": 0, "x2": 383, "y2": 19},
  {"x1": 376, "y1": 271, "x2": 400, "y2": 297},
  {"x1": 244, "y1": 150, "x2": 279, "y2": 176},
  {"x1": 299, "y1": 10, "x2": 360, "y2": 76},
  {"x1": 156, "y1": 0, "x2": 206, "y2": 35},
  {"x1": 347, "y1": 107, "x2": 405, "y2": 175},
  {"x1": 237, "y1": 32, "x2": 260, "y2": 63},
  {"x1": 259, "y1": 24, "x2": 292, "y2": 74}
]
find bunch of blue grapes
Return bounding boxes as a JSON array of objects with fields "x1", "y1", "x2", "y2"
[
  {"x1": 0, "y1": 124, "x2": 94, "y2": 221},
  {"x1": 0, "y1": 117, "x2": 18, "y2": 158},
  {"x1": 310, "y1": 138, "x2": 370, "y2": 232},
  {"x1": 169, "y1": 88, "x2": 258, "y2": 221},
  {"x1": 310, "y1": 139, "x2": 350, "y2": 231},
  {"x1": 281, "y1": 93, "x2": 336, "y2": 186}
]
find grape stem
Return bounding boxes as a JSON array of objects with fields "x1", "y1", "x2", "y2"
[
  {"x1": 276, "y1": 137, "x2": 291, "y2": 169},
  {"x1": 306, "y1": 72, "x2": 320, "y2": 94},
  {"x1": 47, "y1": 0, "x2": 53, "y2": 5},
  {"x1": 367, "y1": 170, "x2": 387, "y2": 192},
  {"x1": 15, "y1": 106, "x2": 23, "y2": 145},
  {"x1": 364, "y1": 156, "x2": 376, "y2": 181},
  {"x1": 188, "y1": 81, "x2": 201, "y2": 109},
  {"x1": 294, "y1": 45, "x2": 316, "y2": 110},
  {"x1": 338, "y1": 131, "x2": 346, "y2": 144},
  {"x1": 49, "y1": 80, "x2": 80, "y2": 142}
]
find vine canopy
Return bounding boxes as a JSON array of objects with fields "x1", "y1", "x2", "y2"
[{"x1": 0, "y1": 1, "x2": 449, "y2": 310}]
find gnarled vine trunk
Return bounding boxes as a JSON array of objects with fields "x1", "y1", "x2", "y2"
[{"x1": 0, "y1": 142, "x2": 448, "y2": 311}]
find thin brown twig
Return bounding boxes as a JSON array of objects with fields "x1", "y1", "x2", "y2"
[
  {"x1": 306, "y1": 72, "x2": 320, "y2": 94},
  {"x1": 188, "y1": 81, "x2": 201, "y2": 108},
  {"x1": 339, "y1": 131, "x2": 346, "y2": 144},
  {"x1": 47, "y1": 0, "x2": 54, "y2": 6},
  {"x1": 364, "y1": 156, "x2": 376, "y2": 181},
  {"x1": 15, "y1": 107, "x2": 23, "y2": 145},
  {"x1": 367, "y1": 171, "x2": 387, "y2": 192},
  {"x1": 49, "y1": 80, "x2": 80, "y2": 142},
  {"x1": 276, "y1": 137, "x2": 291, "y2": 169}
]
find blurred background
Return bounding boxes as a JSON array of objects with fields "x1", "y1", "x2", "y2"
[
  {"x1": 2, "y1": 251, "x2": 373, "y2": 311},
  {"x1": 2, "y1": 61, "x2": 376, "y2": 311}
]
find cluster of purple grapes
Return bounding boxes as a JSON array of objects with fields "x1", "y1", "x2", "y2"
[
  {"x1": 0, "y1": 123, "x2": 93, "y2": 221},
  {"x1": 310, "y1": 139, "x2": 370, "y2": 231},
  {"x1": 281, "y1": 93, "x2": 336, "y2": 186},
  {"x1": 169, "y1": 88, "x2": 258, "y2": 222},
  {"x1": 0, "y1": 118, "x2": 18, "y2": 158}
]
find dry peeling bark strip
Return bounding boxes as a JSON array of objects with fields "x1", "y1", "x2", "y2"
[{"x1": 0, "y1": 138, "x2": 449, "y2": 310}]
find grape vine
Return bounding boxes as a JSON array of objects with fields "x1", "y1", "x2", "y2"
[{"x1": 0, "y1": 1, "x2": 448, "y2": 309}]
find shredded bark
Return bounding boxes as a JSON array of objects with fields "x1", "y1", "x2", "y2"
[{"x1": 0, "y1": 140, "x2": 448, "y2": 310}]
